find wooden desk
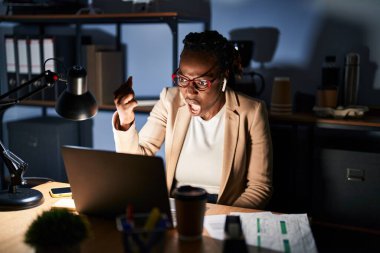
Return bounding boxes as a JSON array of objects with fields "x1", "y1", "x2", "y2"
[{"x1": 0, "y1": 182, "x2": 259, "y2": 253}]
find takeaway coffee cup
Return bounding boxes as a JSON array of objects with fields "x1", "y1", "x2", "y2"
[
  {"x1": 271, "y1": 76, "x2": 292, "y2": 105},
  {"x1": 173, "y1": 185, "x2": 207, "y2": 241},
  {"x1": 270, "y1": 77, "x2": 292, "y2": 114},
  {"x1": 316, "y1": 87, "x2": 337, "y2": 108}
]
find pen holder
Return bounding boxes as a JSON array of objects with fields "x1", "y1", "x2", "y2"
[{"x1": 116, "y1": 213, "x2": 170, "y2": 253}]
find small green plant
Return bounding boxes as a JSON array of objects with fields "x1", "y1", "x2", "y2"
[{"x1": 24, "y1": 209, "x2": 90, "y2": 251}]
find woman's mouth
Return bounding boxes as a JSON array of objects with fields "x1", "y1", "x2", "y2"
[{"x1": 186, "y1": 99, "x2": 201, "y2": 115}]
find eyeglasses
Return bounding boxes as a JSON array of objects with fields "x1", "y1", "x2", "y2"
[
  {"x1": 171, "y1": 65, "x2": 219, "y2": 91},
  {"x1": 172, "y1": 73, "x2": 217, "y2": 91}
]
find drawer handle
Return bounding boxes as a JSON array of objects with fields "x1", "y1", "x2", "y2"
[{"x1": 346, "y1": 168, "x2": 365, "y2": 181}]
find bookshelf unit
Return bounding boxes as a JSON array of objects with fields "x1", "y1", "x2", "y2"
[{"x1": 0, "y1": 12, "x2": 210, "y2": 188}]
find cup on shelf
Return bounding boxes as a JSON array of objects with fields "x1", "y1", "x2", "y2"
[
  {"x1": 270, "y1": 77, "x2": 292, "y2": 115},
  {"x1": 316, "y1": 87, "x2": 337, "y2": 108},
  {"x1": 173, "y1": 185, "x2": 207, "y2": 241}
]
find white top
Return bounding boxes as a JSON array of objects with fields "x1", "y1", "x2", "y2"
[{"x1": 175, "y1": 105, "x2": 226, "y2": 194}]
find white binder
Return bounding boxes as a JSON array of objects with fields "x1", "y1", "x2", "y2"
[
  {"x1": 16, "y1": 38, "x2": 29, "y2": 97},
  {"x1": 5, "y1": 36, "x2": 17, "y2": 98},
  {"x1": 29, "y1": 38, "x2": 43, "y2": 100}
]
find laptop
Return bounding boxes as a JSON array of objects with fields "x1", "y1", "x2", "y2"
[{"x1": 61, "y1": 145, "x2": 172, "y2": 226}]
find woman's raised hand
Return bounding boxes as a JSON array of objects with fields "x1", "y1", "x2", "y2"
[{"x1": 113, "y1": 76, "x2": 138, "y2": 131}]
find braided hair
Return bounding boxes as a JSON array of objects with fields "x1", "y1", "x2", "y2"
[{"x1": 182, "y1": 30, "x2": 242, "y2": 87}]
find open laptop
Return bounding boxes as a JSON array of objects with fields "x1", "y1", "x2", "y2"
[{"x1": 61, "y1": 145, "x2": 172, "y2": 226}]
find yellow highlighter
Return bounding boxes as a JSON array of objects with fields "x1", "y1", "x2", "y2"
[{"x1": 144, "y1": 207, "x2": 161, "y2": 231}]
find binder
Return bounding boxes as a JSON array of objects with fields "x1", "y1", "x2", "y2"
[
  {"x1": 42, "y1": 37, "x2": 56, "y2": 101},
  {"x1": 85, "y1": 44, "x2": 114, "y2": 105},
  {"x1": 16, "y1": 37, "x2": 29, "y2": 97},
  {"x1": 95, "y1": 50, "x2": 123, "y2": 106},
  {"x1": 42, "y1": 36, "x2": 76, "y2": 101},
  {"x1": 4, "y1": 36, "x2": 17, "y2": 99},
  {"x1": 29, "y1": 37, "x2": 43, "y2": 100}
]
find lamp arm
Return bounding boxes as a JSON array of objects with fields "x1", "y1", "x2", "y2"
[
  {"x1": 0, "y1": 70, "x2": 59, "y2": 192},
  {"x1": 0, "y1": 70, "x2": 60, "y2": 106},
  {"x1": 0, "y1": 140, "x2": 28, "y2": 193}
]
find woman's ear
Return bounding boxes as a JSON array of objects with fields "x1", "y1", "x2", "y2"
[{"x1": 222, "y1": 78, "x2": 227, "y2": 92}]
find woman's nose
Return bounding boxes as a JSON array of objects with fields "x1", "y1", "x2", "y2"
[{"x1": 186, "y1": 82, "x2": 198, "y2": 95}]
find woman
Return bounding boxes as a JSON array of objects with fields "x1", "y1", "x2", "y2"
[{"x1": 113, "y1": 30, "x2": 272, "y2": 209}]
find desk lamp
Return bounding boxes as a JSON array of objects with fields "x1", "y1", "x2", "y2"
[{"x1": 0, "y1": 63, "x2": 97, "y2": 211}]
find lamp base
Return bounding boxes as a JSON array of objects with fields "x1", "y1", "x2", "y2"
[{"x1": 0, "y1": 188, "x2": 44, "y2": 211}]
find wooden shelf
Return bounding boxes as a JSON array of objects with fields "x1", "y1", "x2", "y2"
[
  {"x1": 269, "y1": 111, "x2": 380, "y2": 129},
  {"x1": 19, "y1": 99, "x2": 155, "y2": 114},
  {"x1": 0, "y1": 12, "x2": 209, "y2": 25},
  {"x1": 15, "y1": 99, "x2": 380, "y2": 127}
]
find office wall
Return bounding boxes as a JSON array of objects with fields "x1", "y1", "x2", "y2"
[{"x1": 2, "y1": 0, "x2": 380, "y2": 154}]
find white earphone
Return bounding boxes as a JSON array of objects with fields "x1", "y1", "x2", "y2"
[{"x1": 222, "y1": 78, "x2": 227, "y2": 92}]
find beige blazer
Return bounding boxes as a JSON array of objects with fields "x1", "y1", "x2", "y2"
[{"x1": 113, "y1": 87, "x2": 273, "y2": 209}]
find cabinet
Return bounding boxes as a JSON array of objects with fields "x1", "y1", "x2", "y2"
[
  {"x1": 312, "y1": 127, "x2": 380, "y2": 230},
  {"x1": 8, "y1": 116, "x2": 93, "y2": 182},
  {"x1": 268, "y1": 112, "x2": 380, "y2": 232},
  {"x1": 0, "y1": 13, "x2": 209, "y2": 188}
]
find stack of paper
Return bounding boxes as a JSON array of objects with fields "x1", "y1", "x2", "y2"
[{"x1": 204, "y1": 212, "x2": 317, "y2": 253}]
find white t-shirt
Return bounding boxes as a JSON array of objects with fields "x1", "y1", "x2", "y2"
[{"x1": 175, "y1": 105, "x2": 226, "y2": 194}]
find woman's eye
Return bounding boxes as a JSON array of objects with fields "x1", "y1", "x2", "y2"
[
  {"x1": 197, "y1": 80, "x2": 209, "y2": 87},
  {"x1": 178, "y1": 76, "x2": 187, "y2": 83}
]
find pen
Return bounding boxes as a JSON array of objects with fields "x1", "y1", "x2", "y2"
[
  {"x1": 126, "y1": 204, "x2": 134, "y2": 227},
  {"x1": 144, "y1": 207, "x2": 161, "y2": 232},
  {"x1": 120, "y1": 215, "x2": 145, "y2": 252}
]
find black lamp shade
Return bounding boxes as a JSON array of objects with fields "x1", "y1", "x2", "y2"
[
  {"x1": 55, "y1": 90, "x2": 97, "y2": 121},
  {"x1": 55, "y1": 65, "x2": 98, "y2": 121}
]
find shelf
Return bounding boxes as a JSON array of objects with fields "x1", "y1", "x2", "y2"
[
  {"x1": 18, "y1": 99, "x2": 156, "y2": 114},
  {"x1": 269, "y1": 111, "x2": 380, "y2": 130},
  {"x1": 0, "y1": 12, "x2": 210, "y2": 25}
]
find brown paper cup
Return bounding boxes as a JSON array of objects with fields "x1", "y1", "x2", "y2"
[
  {"x1": 173, "y1": 186, "x2": 207, "y2": 241},
  {"x1": 316, "y1": 88, "x2": 337, "y2": 108},
  {"x1": 271, "y1": 77, "x2": 292, "y2": 105}
]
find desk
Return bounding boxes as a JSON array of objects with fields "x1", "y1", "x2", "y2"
[{"x1": 0, "y1": 182, "x2": 259, "y2": 253}]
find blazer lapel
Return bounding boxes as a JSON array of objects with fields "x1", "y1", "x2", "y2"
[
  {"x1": 219, "y1": 89, "x2": 240, "y2": 197},
  {"x1": 166, "y1": 105, "x2": 191, "y2": 191}
]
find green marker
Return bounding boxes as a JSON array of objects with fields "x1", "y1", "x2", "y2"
[
  {"x1": 257, "y1": 235, "x2": 261, "y2": 247},
  {"x1": 257, "y1": 218, "x2": 261, "y2": 233},
  {"x1": 280, "y1": 220, "x2": 287, "y2": 234},
  {"x1": 283, "y1": 239, "x2": 291, "y2": 253}
]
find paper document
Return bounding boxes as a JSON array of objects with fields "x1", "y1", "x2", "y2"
[
  {"x1": 204, "y1": 212, "x2": 317, "y2": 253},
  {"x1": 51, "y1": 198, "x2": 76, "y2": 211}
]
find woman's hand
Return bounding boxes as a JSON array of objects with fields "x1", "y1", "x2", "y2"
[{"x1": 113, "y1": 76, "x2": 138, "y2": 131}]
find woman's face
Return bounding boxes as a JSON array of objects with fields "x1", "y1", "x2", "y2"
[{"x1": 178, "y1": 50, "x2": 226, "y2": 120}]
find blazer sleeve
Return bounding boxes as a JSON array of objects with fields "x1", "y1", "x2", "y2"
[{"x1": 112, "y1": 88, "x2": 169, "y2": 156}]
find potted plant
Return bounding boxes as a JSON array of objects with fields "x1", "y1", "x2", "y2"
[{"x1": 24, "y1": 209, "x2": 90, "y2": 253}]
